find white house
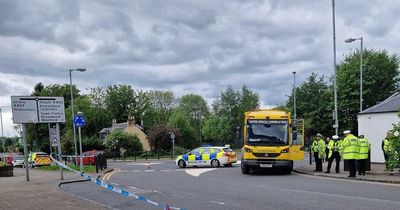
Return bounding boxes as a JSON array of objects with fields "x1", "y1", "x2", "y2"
[{"x1": 358, "y1": 92, "x2": 400, "y2": 163}]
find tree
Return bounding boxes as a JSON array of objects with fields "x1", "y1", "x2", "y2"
[
  {"x1": 202, "y1": 116, "x2": 232, "y2": 145},
  {"x1": 286, "y1": 73, "x2": 332, "y2": 138},
  {"x1": 147, "y1": 90, "x2": 175, "y2": 124},
  {"x1": 147, "y1": 123, "x2": 180, "y2": 152},
  {"x1": 173, "y1": 94, "x2": 209, "y2": 145},
  {"x1": 168, "y1": 110, "x2": 197, "y2": 148},
  {"x1": 105, "y1": 85, "x2": 137, "y2": 123},
  {"x1": 103, "y1": 131, "x2": 143, "y2": 156},
  {"x1": 212, "y1": 85, "x2": 260, "y2": 146},
  {"x1": 337, "y1": 49, "x2": 399, "y2": 134}
]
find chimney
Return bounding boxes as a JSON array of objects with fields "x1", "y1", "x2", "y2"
[
  {"x1": 112, "y1": 119, "x2": 117, "y2": 125},
  {"x1": 128, "y1": 116, "x2": 135, "y2": 126}
]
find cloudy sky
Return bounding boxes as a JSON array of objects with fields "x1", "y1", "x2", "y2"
[{"x1": 1, "y1": 0, "x2": 400, "y2": 137}]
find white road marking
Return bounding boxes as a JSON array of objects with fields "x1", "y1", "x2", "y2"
[
  {"x1": 144, "y1": 170, "x2": 155, "y2": 172},
  {"x1": 126, "y1": 162, "x2": 164, "y2": 166},
  {"x1": 185, "y1": 168, "x2": 216, "y2": 177},
  {"x1": 111, "y1": 183, "x2": 120, "y2": 186},
  {"x1": 127, "y1": 186, "x2": 137, "y2": 189},
  {"x1": 208, "y1": 201, "x2": 226, "y2": 205},
  {"x1": 160, "y1": 169, "x2": 172, "y2": 172}
]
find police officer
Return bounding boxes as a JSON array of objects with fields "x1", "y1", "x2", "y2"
[
  {"x1": 382, "y1": 132, "x2": 392, "y2": 169},
  {"x1": 357, "y1": 135, "x2": 370, "y2": 175},
  {"x1": 325, "y1": 135, "x2": 341, "y2": 173},
  {"x1": 342, "y1": 130, "x2": 359, "y2": 178},
  {"x1": 325, "y1": 137, "x2": 330, "y2": 162},
  {"x1": 311, "y1": 133, "x2": 325, "y2": 172}
]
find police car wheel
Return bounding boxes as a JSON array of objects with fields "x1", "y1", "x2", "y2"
[
  {"x1": 178, "y1": 160, "x2": 186, "y2": 168},
  {"x1": 211, "y1": 159, "x2": 220, "y2": 168}
]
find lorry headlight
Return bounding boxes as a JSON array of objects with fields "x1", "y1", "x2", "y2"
[
  {"x1": 281, "y1": 148, "x2": 289, "y2": 153},
  {"x1": 244, "y1": 147, "x2": 253, "y2": 153}
]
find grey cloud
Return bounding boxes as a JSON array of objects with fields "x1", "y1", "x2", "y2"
[{"x1": 0, "y1": 0, "x2": 399, "y2": 108}]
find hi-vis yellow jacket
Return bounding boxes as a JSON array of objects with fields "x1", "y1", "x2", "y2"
[
  {"x1": 357, "y1": 138, "x2": 370, "y2": 160},
  {"x1": 342, "y1": 134, "x2": 359, "y2": 160},
  {"x1": 327, "y1": 140, "x2": 342, "y2": 159}
]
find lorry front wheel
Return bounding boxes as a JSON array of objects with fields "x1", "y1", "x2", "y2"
[{"x1": 241, "y1": 162, "x2": 250, "y2": 174}]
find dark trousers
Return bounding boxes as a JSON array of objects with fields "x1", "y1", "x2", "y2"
[
  {"x1": 314, "y1": 152, "x2": 322, "y2": 171},
  {"x1": 357, "y1": 159, "x2": 367, "y2": 175},
  {"x1": 384, "y1": 153, "x2": 389, "y2": 168},
  {"x1": 347, "y1": 159, "x2": 357, "y2": 177},
  {"x1": 325, "y1": 148, "x2": 329, "y2": 161},
  {"x1": 327, "y1": 152, "x2": 341, "y2": 172}
]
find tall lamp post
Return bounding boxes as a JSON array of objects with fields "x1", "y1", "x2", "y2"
[
  {"x1": 69, "y1": 68, "x2": 86, "y2": 164},
  {"x1": 0, "y1": 107, "x2": 4, "y2": 152},
  {"x1": 292, "y1": 72, "x2": 297, "y2": 119},
  {"x1": 332, "y1": 0, "x2": 339, "y2": 135},
  {"x1": 0, "y1": 106, "x2": 10, "y2": 152},
  {"x1": 345, "y1": 37, "x2": 364, "y2": 112}
]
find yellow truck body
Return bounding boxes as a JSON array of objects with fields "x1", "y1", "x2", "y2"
[{"x1": 240, "y1": 110, "x2": 304, "y2": 174}]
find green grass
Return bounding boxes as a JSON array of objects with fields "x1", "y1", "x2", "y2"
[
  {"x1": 34, "y1": 165, "x2": 96, "y2": 173},
  {"x1": 0, "y1": 162, "x2": 5, "y2": 167}
]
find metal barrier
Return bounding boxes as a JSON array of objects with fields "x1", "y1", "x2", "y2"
[{"x1": 50, "y1": 154, "x2": 185, "y2": 210}]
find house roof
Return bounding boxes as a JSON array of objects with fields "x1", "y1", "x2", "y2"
[
  {"x1": 98, "y1": 122, "x2": 143, "y2": 134},
  {"x1": 359, "y1": 92, "x2": 400, "y2": 115}
]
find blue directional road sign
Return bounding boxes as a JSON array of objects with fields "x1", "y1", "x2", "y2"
[{"x1": 73, "y1": 115, "x2": 86, "y2": 128}]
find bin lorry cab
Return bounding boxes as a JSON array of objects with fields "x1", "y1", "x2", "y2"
[{"x1": 240, "y1": 109, "x2": 304, "y2": 174}]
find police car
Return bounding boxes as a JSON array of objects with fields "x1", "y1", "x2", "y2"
[{"x1": 176, "y1": 146, "x2": 237, "y2": 168}]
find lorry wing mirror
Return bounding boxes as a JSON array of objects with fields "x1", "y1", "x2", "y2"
[
  {"x1": 292, "y1": 131, "x2": 298, "y2": 142},
  {"x1": 236, "y1": 126, "x2": 241, "y2": 139}
]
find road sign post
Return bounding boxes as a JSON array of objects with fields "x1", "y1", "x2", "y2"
[
  {"x1": 170, "y1": 132, "x2": 176, "y2": 160},
  {"x1": 22, "y1": 124, "x2": 29, "y2": 182},
  {"x1": 74, "y1": 114, "x2": 86, "y2": 173},
  {"x1": 11, "y1": 96, "x2": 66, "y2": 182}
]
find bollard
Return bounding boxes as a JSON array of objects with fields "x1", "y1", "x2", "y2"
[
  {"x1": 146, "y1": 151, "x2": 148, "y2": 160},
  {"x1": 95, "y1": 155, "x2": 99, "y2": 173}
]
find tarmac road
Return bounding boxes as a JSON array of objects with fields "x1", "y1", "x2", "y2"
[{"x1": 60, "y1": 159, "x2": 400, "y2": 210}]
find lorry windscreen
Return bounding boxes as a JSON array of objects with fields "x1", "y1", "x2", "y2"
[{"x1": 246, "y1": 120, "x2": 288, "y2": 146}]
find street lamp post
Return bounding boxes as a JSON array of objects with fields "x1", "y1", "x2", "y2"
[
  {"x1": 0, "y1": 107, "x2": 4, "y2": 152},
  {"x1": 332, "y1": 0, "x2": 339, "y2": 135},
  {"x1": 69, "y1": 68, "x2": 86, "y2": 164},
  {"x1": 293, "y1": 72, "x2": 297, "y2": 119},
  {"x1": 345, "y1": 37, "x2": 364, "y2": 112}
]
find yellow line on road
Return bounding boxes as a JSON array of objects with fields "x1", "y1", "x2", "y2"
[{"x1": 102, "y1": 168, "x2": 120, "y2": 181}]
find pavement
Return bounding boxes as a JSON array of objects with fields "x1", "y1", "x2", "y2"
[
  {"x1": 0, "y1": 167, "x2": 109, "y2": 210},
  {"x1": 294, "y1": 159, "x2": 400, "y2": 184}
]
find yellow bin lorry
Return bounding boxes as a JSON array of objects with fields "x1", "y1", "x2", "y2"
[{"x1": 240, "y1": 109, "x2": 304, "y2": 174}]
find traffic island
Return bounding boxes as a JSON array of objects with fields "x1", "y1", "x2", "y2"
[
  {"x1": 0, "y1": 164, "x2": 13, "y2": 177},
  {"x1": 294, "y1": 162, "x2": 400, "y2": 184}
]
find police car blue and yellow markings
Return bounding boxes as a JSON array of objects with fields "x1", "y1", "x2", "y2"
[{"x1": 176, "y1": 147, "x2": 236, "y2": 168}]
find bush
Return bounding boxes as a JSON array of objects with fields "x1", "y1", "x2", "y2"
[
  {"x1": 387, "y1": 125, "x2": 400, "y2": 170},
  {"x1": 103, "y1": 131, "x2": 143, "y2": 157}
]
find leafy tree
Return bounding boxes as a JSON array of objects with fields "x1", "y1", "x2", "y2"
[
  {"x1": 147, "y1": 90, "x2": 175, "y2": 124},
  {"x1": 286, "y1": 73, "x2": 332, "y2": 138},
  {"x1": 212, "y1": 85, "x2": 260, "y2": 146},
  {"x1": 105, "y1": 85, "x2": 137, "y2": 123},
  {"x1": 337, "y1": 49, "x2": 399, "y2": 134},
  {"x1": 103, "y1": 131, "x2": 143, "y2": 156},
  {"x1": 147, "y1": 123, "x2": 180, "y2": 152},
  {"x1": 168, "y1": 110, "x2": 197, "y2": 148},
  {"x1": 202, "y1": 116, "x2": 232, "y2": 145}
]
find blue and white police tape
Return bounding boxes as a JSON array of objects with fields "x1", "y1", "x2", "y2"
[{"x1": 50, "y1": 155, "x2": 185, "y2": 210}]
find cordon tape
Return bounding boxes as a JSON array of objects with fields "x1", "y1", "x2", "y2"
[{"x1": 50, "y1": 155, "x2": 185, "y2": 210}]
